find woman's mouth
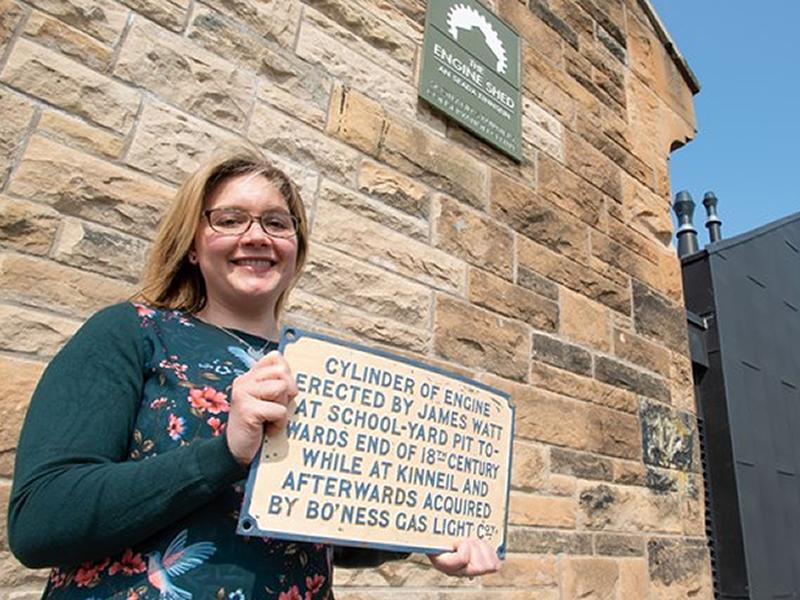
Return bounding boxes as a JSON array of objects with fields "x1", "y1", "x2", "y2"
[{"x1": 231, "y1": 258, "x2": 276, "y2": 269}]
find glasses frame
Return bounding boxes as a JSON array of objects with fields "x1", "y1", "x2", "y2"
[{"x1": 203, "y1": 208, "x2": 299, "y2": 239}]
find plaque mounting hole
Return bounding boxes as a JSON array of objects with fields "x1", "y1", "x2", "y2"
[
  {"x1": 242, "y1": 519, "x2": 254, "y2": 532},
  {"x1": 285, "y1": 328, "x2": 296, "y2": 342}
]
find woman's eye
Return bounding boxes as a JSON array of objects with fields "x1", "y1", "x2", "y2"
[
  {"x1": 266, "y1": 218, "x2": 289, "y2": 230},
  {"x1": 217, "y1": 214, "x2": 247, "y2": 227}
]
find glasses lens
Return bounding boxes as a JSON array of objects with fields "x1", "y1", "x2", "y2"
[
  {"x1": 209, "y1": 209, "x2": 250, "y2": 234},
  {"x1": 260, "y1": 213, "x2": 297, "y2": 237}
]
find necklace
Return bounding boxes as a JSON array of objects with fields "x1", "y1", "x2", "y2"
[
  {"x1": 217, "y1": 325, "x2": 272, "y2": 361},
  {"x1": 194, "y1": 316, "x2": 273, "y2": 361}
]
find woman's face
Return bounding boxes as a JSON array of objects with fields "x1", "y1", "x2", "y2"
[{"x1": 193, "y1": 172, "x2": 298, "y2": 315}]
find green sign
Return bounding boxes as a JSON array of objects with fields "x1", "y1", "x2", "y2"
[{"x1": 419, "y1": 0, "x2": 522, "y2": 162}]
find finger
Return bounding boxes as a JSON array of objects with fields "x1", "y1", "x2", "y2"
[
  {"x1": 253, "y1": 352, "x2": 298, "y2": 396},
  {"x1": 240, "y1": 379, "x2": 291, "y2": 404},
  {"x1": 238, "y1": 397, "x2": 288, "y2": 426}
]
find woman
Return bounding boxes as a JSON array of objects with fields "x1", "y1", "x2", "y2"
[{"x1": 8, "y1": 146, "x2": 500, "y2": 599}]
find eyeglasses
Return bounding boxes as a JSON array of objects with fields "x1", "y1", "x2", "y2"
[{"x1": 204, "y1": 208, "x2": 298, "y2": 238}]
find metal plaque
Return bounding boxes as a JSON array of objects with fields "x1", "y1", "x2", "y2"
[
  {"x1": 419, "y1": 0, "x2": 522, "y2": 161},
  {"x1": 238, "y1": 328, "x2": 515, "y2": 557}
]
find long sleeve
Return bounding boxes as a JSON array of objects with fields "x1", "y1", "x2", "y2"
[{"x1": 7, "y1": 303, "x2": 247, "y2": 568}]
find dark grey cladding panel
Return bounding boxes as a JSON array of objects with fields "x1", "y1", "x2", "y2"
[{"x1": 706, "y1": 212, "x2": 800, "y2": 599}]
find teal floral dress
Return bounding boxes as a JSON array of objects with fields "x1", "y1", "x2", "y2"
[{"x1": 9, "y1": 303, "x2": 331, "y2": 600}]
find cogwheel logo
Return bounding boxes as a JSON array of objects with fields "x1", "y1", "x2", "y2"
[{"x1": 446, "y1": 3, "x2": 508, "y2": 75}]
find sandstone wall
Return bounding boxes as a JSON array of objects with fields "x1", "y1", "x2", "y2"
[{"x1": 0, "y1": 0, "x2": 710, "y2": 597}]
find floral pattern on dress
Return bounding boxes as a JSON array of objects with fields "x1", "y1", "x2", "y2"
[{"x1": 42, "y1": 303, "x2": 331, "y2": 600}]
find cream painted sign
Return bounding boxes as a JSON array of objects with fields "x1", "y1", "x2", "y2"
[{"x1": 238, "y1": 329, "x2": 514, "y2": 556}]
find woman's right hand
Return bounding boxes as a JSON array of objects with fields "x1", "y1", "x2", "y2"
[{"x1": 226, "y1": 350, "x2": 298, "y2": 465}]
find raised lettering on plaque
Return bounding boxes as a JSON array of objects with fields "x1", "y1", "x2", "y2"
[{"x1": 238, "y1": 328, "x2": 514, "y2": 557}]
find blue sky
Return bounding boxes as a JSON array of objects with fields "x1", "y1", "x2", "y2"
[{"x1": 649, "y1": 1, "x2": 800, "y2": 241}]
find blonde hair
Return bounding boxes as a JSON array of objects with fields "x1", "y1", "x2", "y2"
[{"x1": 138, "y1": 145, "x2": 309, "y2": 319}]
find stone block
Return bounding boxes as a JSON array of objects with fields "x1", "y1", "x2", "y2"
[
  {"x1": 0, "y1": 356, "x2": 46, "y2": 477},
  {"x1": 595, "y1": 355, "x2": 671, "y2": 403},
  {"x1": 627, "y1": 11, "x2": 696, "y2": 124},
  {"x1": 646, "y1": 466, "x2": 679, "y2": 494},
  {"x1": 0, "y1": 549, "x2": 49, "y2": 587},
  {"x1": 297, "y1": 15, "x2": 415, "y2": 117},
  {"x1": 578, "y1": 483, "x2": 682, "y2": 533},
  {"x1": 670, "y1": 351, "x2": 696, "y2": 415},
  {"x1": 118, "y1": 0, "x2": 188, "y2": 32},
  {"x1": 491, "y1": 171, "x2": 589, "y2": 263},
  {"x1": 303, "y1": 5, "x2": 415, "y2": 81},
  {"x1": 497, "y1": 0, "x2": 565, "y2": 63},
  {"x1": 299, "y1": 244, "x2": 431, "y2": 327},
  {"x1": 115, "y1": 18, "x2": 254, "y2": 131},
  {"x1": 513, "y1": 385, "x2": 640, "y2": 459},
  {"x1": 525, "y1": 0, "x2": 579, "y2": 50},
  {"x1": 357, "y1": 160, "x2": 431, "y2": 219},
  {"x1": 536, "y1": 154, "x2": 607, "y2": 229},
  {"x1": 560, "y1": 288, "x2": 611, "y2": 352},
  {"x1": 633, "y1": 280, "x2": 688, "y2": 354},
  {"x1": 0, "y1": 304, "x2": 79, "y2": 358},
  {"x1": 312, "y1": 199, "x2": 465, "y2": 293},
  {"x1": 619, "y1": 558, "x2": 649, "y2": 598},
  {"x1": 521, "y1": 45, "x2": 578, "y2": 125},
  {"x1": 433, "y1": 296, "x2": 529, "y2": 382},
  {"x1": 23, "y1": 10, "x2": 113, "y2": 71},
  {"x1": 0, "y1": 196, "x2": 59, "y2": 255},
  {"x1": 648, "y1": 538, "x2": 712, "y2": 599},
  {"x1": 9, "y1": 136, "x2": 174, "y2": 239},
  {"x1": 509, "y1": 440, "x2": 547, "y2": 492},
  {"x1": 187, "y1": 6, "x2": 331, "y2": 130},
  {"x1": 611, "y1": 460, "x2": 647, "y2": 487},
  {"x1": 285, "y1": 289, "x2": 428, "y2": 353},
  {"x1": 530, "y1": 361, "x2": 638, "y2": 413},
  {"x1": 333, "y1": 554, "x2": 466, "y2": 588},
  {"x1": 199, "y1": 0, "x2": 301, "y2": 48},
  {"x1": 0, "y1": 88, "x2": 35, "y2": 188},
  {"x1": 592, "y1": 225, "x2": 664, "y2": 294},
  {"x1": 481, "y1": 554, "x2": 557, "y2": 587},
  {"x1": 594, "y1": 532, "x2": 645, "y2": 557},
  {"x1": 564, "y1": 129, "x2": 623, "y2": 202},
  {"x1": 252, "y1": 100, "x2": 361, "y2": 184},
  {"x1": 613, "y1": 328, "x2": 670, "y2": 377},
  {"x1": 435, "y1": 195, "x2": 513, "y2": 279},
  {"x1": 126, "y1": 100, "x2": 236, "y2": 184},
  {"x1": 38, "y1": 110, "x2": 125, "y2": 159},
  {"x1": 2, "y1": 38, "x2": 138, "y2": 133},
  {"x1": 305, "y1": 0, "x2": 422, "y2": 53},
  {"x1": 612, "y1": 172, "x2": 673, "y2": 247},
  {"x1": 24, "y1": 0, "x2": 128, "y2": 44},
  {"x1": 550, "y1": 447, "x2": 613, "y2": 482},
  {"x1": 508, "y1": 528, "x2": 592, "y2": 555},
  {"x1": 521, "y1": 98, "x2": 565, "y2": 162},
  {"x1": 562, "y1": 557, "x2": 619, "y2": 600},
  {"x1": 640, "y1": 400, "x2": 696, "y2": 472},
  {"x1": 531, "y1": 333, "x2": 592, "y2": 376},
  {"x1": 577, "y1": 111, "x2": 653, "y2": 190},
  {"x1": 52, "y1": 218, "x2": 149, "y2": 283},
  {"x1": 517, "y1": 235, "x2": 630, "y2": 314},
  {"x1": 318, "y1": 179, "x2": 427, "y2": 241},
  {"x1": 517, "y1": 267, "x2": 559, "y2": 301},
  {"x1": 0, "y1": 254, "x2": 134, "y2": 318},
  {"x1": 0, "y1": 0, "x2": 26, "y2": 58},
  {"x1": 326, "y1": 85, "x2": 387, "y2": 155},
  {"x1": 508, "y1": 491, "x2": 576, "y2": 528},
  {"x1": 469, "y1": 268, "x2": 558, "y2": 332},
  {"x1": 378, "y1": 114, "x2": 490, "y2": 211}
]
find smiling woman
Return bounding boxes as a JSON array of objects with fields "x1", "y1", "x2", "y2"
[{"x1": 7, "y1": 145, "x2": 499, "y2": 599}]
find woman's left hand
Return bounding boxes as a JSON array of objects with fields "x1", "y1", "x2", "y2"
[{"x1": 428, "y1": 538, "x2": 501, "y2": 577}]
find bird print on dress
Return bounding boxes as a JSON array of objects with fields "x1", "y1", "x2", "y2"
[{"x1": 146, "y1": 529, "x2": 216, "y2": 600}]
